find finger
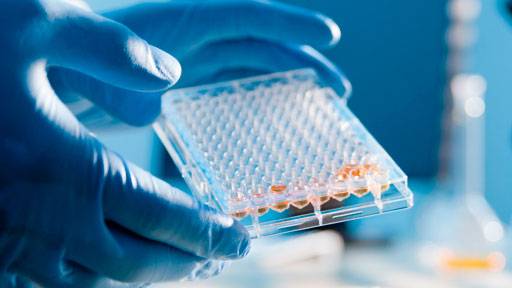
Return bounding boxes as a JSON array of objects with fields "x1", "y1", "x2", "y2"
[
  {"x1": 47, "y1": 67, "x2": 161, "y2": 126},
  {"x1": 3, "y1": 148, "x2": 225, "y2": 286},
  {"x1": 15, "y1": 260, "x2": 138, "y2": 288},
  {"x1": 98, "y1": 151, "x2": 251, "y2": 260},
  {"x1": 106, "y1": 0, "x2": 340, "y2": 55},
  {"x1": 0, "y1": 180, "x2": 137, "y2": 288},
  {"x1": 40, "y1": 1, "x2": 180, "y2": 91},
  {"x1": 49, "y1": 38, "x2": 350, "y2": 126},
  {"x1": 3, "y1": 179, "x2": 225, "y2": 285},
  {"x1": 6, "y1": 234, "x2": 129, "y2": 288},
  {"x1": 70, "y1": 223, "x2": 228, "y2": 283},
  {"x1": 26, "y1": 64, "x2": 250, "y2": 262},
  {"x1": 177, "y1": 39, "x2": 351, "y2": 97},
  {"x1": 0, "y1": 273, "x2": 36, "y2": 288}
]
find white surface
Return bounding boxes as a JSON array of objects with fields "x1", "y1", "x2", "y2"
[{"x1": 151, "y1": 241, "x2": 512, "y2": 288}]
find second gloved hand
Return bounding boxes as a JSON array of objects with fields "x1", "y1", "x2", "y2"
[
  {"x1": 0, "y1": 1, "x2": 249, "y2": 287},
  {"x1": 1, "y1": 0, "x2": 345, "y2": 286},
  {"x1": 50, "y1": 0, "x2": 348, "y2": 127}
]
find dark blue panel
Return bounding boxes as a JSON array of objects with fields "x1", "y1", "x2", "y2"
[{"x1": 280, "y1": 0, "x2": 448, "y2": 177}]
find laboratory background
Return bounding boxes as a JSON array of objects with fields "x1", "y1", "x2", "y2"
[
  {"x1": 75, "y1": 1, "x2": 503, "y2": 287},
  {"x1": 6, "y1": 0, "x2": 512, "y2": 287}
]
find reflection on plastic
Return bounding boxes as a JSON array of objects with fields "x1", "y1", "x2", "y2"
[{"x1": 154, "y1": 69, "x2": 413, "y2": 238}]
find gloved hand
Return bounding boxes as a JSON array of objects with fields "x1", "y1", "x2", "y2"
[
  {"x1": 51, "y1": 0, "x2": 348, "y2": 127},
  {"x1": 0, "y1": 0, "x2": 343, "y2": 287}
]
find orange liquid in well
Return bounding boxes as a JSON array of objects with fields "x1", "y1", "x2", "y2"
[
  {"x1": 250, "y1": 191, "x2": 268, "y2": 207},
  {"x1": 271, "y1": 184, "x2": 287, "y2": 194},
  {"x1": 333, "y1": 172, "x2": 349, "y2": 180},
  {"x1": 336, "y1": 164, "x2": 379, "y2": 178},
  {"x1": 291, "y1": 181, "x2": 306, "y2": 192},
  {"x1": 352, "y1": 168, "x2": 367, "y2": 177},
  {"x1": 256, "y1": 206, "x2": 269, "y2": 216},
  {"x1": 338, "y1": 164, "x2": 356, "y2": 176},
  {"x1": 363, "y1": 164, "x2": 379, "y2": 173},
  {"x1": 381, "y1": 183, "x2": 390, "y2": 192},
  {"x1": 352, "y1": 187, "x2": 369, "y2": 197},
  {"x1": 291, "y1": 198, "x2": 310, "y2": 209},
  {"x1": 308, "y1": 178, "x2": 329, "y2": 205},
  {"x1": 271, "y1": 200, "x2": 290, "y2": 212},
  {"x1": 339, "y1": 166, "x2": 366, "y2": 177},
  {"x1": 316, "y1": 195, "x2": 330, "y2": 205},
  {"x1": 332, "y1": 190, "x2": 350, "y2": 201},
  {"x1": 251, "y1": 192, "x2": 266, "y2": 198},
  {"x1": 231, "y1": 210, "x2": 249, "y2": 220}
]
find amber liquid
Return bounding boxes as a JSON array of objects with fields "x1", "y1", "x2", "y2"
[
  {"x1": 251, "y1": 192, "x2": 266, "y2": 198},
  {"x1": 381, "y1": 183, "x2": 390, "y2": 192},
  {"x1": 332, "y1": 190, "x2": 350, "y2": 201},
  {"x1": 256, "y1": 206, "x2": 269, "y2": 216},
  {"x1": 317, "y1": 195, "x2": 330, "y2": 204},
  {"x1": 271, "y1": 200, "x2": 290, "y2": 212},
  {"x1": 352, "y1": 187, "x2": 369, "y2": 197},
  {"x1": 271, "y1": 184, "x2": 287, "y2": 194},
  {"x1": 333, "y1": 172, "x2": 348, "y2": 180},
  {"x1": 363, "y1": 164, "x2": 379, "y2": 173},
  {"x1": 352, "y1": 167, "x2": 367, "y2": 177},
  {"x1": 338, "y1": 164, "x2": 358, "y2": 176},
  {"x1": 338, "y1": 164, "x2": 378, "y2": 177},
  {"x1": 291, "y1": 198, "x2": 310, "y2": 209},
  {"x1": 231, "y1": 210, "x2": 249, "y2": 220}
]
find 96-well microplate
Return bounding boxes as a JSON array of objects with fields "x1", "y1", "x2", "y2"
[{"x1": 154, "y1": 69, "x2": 413, "y2": 238}]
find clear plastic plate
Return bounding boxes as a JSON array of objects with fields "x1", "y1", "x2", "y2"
[{"x1": 154, "y1": 69, "x2": 413, "y2": 238}]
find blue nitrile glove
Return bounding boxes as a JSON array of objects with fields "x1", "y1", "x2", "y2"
[
  {"x1": 1, "y1": 0, "x2": 247, "y2": 287},
  {"x1": 0, "y1": 0, "x2": 343, "y2": 287},
  {"x1": 50, "y1": 0, "x2": 348, "y2": 127}
]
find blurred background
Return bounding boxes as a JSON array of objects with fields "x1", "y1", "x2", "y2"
[{"x1": 85, "y1": 0, "x2": 512, "y2": 287}]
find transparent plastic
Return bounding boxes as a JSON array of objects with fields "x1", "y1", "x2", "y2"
[{"x1": 154, "y1": 69, "x2": 413, "y2": 238}]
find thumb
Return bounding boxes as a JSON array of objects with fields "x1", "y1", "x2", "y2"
[{"x1": 37, "y1": 1, "x2": 181, "y2": 91}]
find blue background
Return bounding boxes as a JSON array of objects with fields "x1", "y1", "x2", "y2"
[
  {"x1": 87, "y1": 0, "x2": 512, "y2": 224},
  {"x1": 90, "y1": 0, "x2": 449, "y2": 179}
]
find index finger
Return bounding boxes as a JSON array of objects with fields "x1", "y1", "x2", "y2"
[
  {"x1": 106, "y1": 0, "x2": 340, "y2": 53},
  {"x1": 39, "y1": 1, "x2": 180, "y2": 91},
  {"x1": 98, "y1": 149, "x2": 251, "y2": 260}
]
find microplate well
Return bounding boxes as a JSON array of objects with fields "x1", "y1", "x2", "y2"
[{"x1": 154, "y1": 69, "x2": 413, "y2": 238}]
